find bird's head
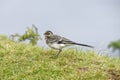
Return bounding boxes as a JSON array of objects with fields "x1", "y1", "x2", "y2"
[{"x1": 44, "y1": 30, "x2": 53, "y2": 39}]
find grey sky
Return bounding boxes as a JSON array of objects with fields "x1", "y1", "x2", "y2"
[{"x1": 0, "y1": 0, "x2": 120, "y2": 56}]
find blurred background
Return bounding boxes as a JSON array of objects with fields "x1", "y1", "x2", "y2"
[{"x1": 0, "y1": 0, "x2": 120, "y2": 57}]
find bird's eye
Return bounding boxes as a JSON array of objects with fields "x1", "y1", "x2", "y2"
[
  {"x1": 44, "y1": 31, "x2": 53, "y2": 36},
  {"x1": 47, "y1": 32, "x2": 50, "y2": 35},
  {"x1": 45, "y1": 32, "x2": 50, "y2": 36}
]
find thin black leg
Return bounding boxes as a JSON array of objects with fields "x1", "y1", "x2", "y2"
[{"x1": 56, "y1": 49, "x2": 62, "y2": 57}]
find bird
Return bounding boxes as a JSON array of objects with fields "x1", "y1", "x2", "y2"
[{"x1": 44, "y1": 30, "x2": 94, "y2": 57}]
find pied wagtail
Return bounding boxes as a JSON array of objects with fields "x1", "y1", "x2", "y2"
[{"x1": 44, "y1": 30, "x2": 94, "y2": 57}]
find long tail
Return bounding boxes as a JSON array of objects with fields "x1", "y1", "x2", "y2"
[
  {"x1": 60, "y1": 38, "x2": 94, "y2": 48},
  {"x1": 74, "y1": 43, "x2": 94, "y2": 48}
]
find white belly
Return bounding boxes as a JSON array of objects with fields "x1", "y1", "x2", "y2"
[{"x1": 48, "y1": 43, "x2": 66, "y2": 50}]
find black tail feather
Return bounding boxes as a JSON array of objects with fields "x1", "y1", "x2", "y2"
[{"x1": 74, "y1": 43, "x2": 94, "y2": 48}]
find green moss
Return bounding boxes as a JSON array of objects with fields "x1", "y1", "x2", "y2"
[{"x1": 0, "y1": 39, "x2": 120, "y2": 80}]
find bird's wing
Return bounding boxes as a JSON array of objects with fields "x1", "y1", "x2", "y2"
[
  {"x1": 57, "y1": 36, "x2": 76, "y2": 44},
  {"x1": 56, "y1": 35, "x2": 94, "y2": 48}
]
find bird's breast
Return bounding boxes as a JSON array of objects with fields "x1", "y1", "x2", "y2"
[{"x1": 48, "y1": 43, "x2": 65, "y2": 50}]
